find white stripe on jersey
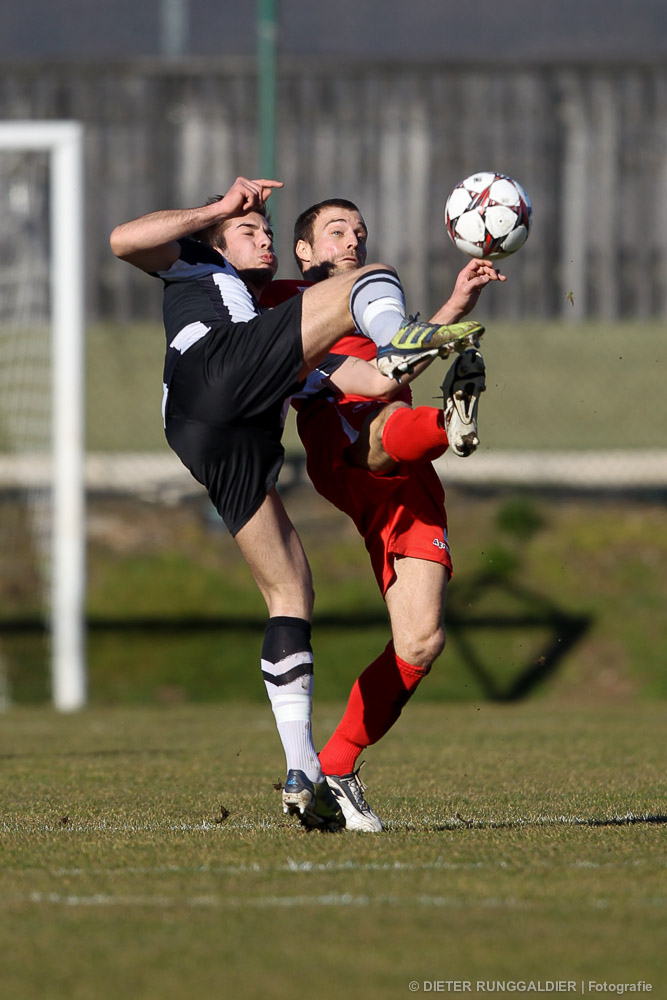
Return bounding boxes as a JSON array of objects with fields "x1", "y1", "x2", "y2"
[
  {"x1": 157, "y1": 247, "x2": 259, "y2": 322},
  {"x1": 337, "y1": 410, "x2": 359, "y2": 445},
  {"x1": 170, "y1": 321, "x2": 211, "y2": 353},
  {"x1": 161, "y1": 382, "x2": 169, "y2": 427},
  {"x1": 211, "y1": 272, "x2": 258, "y2": 322}
]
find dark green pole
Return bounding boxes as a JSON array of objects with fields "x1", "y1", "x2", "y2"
[{"x1": 257, "y1": 0, "x2": 277, "y2": 179}]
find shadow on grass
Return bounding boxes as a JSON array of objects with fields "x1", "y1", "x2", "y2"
[
  {"x1": 445, "y1": 572, "x2": 593, "y2": 702},
  {"x1": 400, "y1": 813, "x2": 667, "y2": 832},
  {"x1": 1, "y1": 583, "x2": 591, "y2": 704},
  {"x1": 0, "y1": 612, "x2": 389, "y2": 634}
]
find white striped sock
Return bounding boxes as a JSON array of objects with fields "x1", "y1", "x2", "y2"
[
  {"x1": 349, "y1": 270, "x2": 406, "y2": 346},
  {"x1": 262, "y1": 652, "x2": 322, "y2": 782}
]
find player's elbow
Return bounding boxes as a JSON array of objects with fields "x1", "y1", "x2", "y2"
[{"x1": 109, "y1": 226, "x2": 132, "y2": 260}]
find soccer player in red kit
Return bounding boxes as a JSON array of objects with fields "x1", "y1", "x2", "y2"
[{"x1": 262, "y1": 198, "x2": 504, "y2": 830}]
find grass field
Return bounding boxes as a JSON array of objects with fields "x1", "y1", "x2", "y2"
[
  {"x1": 2, "y1": 702, "x2": 665, "y2": 1000},
  {"x1": 2, "y1": 485, "x2": 667, "y2": 705},
  {"x1": 85, "y1": 320, "x2": 667, "y2": 452},
  {"x1": 3, "y1": 318, "x2": 666, "y2": 996}
]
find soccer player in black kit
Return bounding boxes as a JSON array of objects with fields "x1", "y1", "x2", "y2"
[{"x1": 110, "y1": 175, "x2": 483, "y2": 831}]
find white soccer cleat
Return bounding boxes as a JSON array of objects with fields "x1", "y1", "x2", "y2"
[
  {"x1": 440, "y1": 347, "x2": 486, "y2": 458},
  {"x1": 325, "y1": 763, "x2": 384, "y2": 832}
]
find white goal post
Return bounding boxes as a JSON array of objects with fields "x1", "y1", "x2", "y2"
[{"x1": 0, "y1": 121, "x2": 86, "y2": 711}]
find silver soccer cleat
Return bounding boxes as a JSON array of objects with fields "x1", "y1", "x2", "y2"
[
  {"x1": 325, "y1": 762, "x2": 384, "y2": 833},
  {"x1": 282, "y1": 769, "x2": 344, "y2": 832}
]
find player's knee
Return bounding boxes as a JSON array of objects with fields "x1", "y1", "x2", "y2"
[
  {"x1": 422, "y1": 627, "x2": 446, "y2": 668},
  {"x1": 362, "y1": 402, "x2": 408, "y2": 474},
  {"x1": 368, "y1": 261, "x2": 397, "y2": 277},
  {"x1": 401, "y1": 626, "x2": 446, "y2": 671}
]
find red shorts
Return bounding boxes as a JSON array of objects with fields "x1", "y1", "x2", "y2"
[{"x1": 296, "y1": 397, "x2": 452, "y2": 596}]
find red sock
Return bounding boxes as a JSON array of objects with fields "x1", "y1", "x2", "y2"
[
  {"x1": 318, "y1": 642, "x2": 430, "y2": 776},
  {"x1": 381, "y1": 406, "x2": 448, "y2": 464}
]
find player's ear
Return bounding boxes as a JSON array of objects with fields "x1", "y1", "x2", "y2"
[{"x1": 295, "y1": 239, "x2": 312, "y2": 266}]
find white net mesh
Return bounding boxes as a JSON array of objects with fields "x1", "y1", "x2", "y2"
[
  {"x1": 0, "y1": 150, "x2": 53, "y2": 702},
  {"x1": 0, "y1": 149, "x2": 52, "y2": 584},
  {"x1": 0, "y1": 124, "x2": 86, "y2": 710}
]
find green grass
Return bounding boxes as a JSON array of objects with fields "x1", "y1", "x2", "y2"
[
  {"x1": 410, "y1": 319, "x2": 667, "y2": 450},
  {"x1": 76, "y1": 490, "x2": 667, "y2": 704},
  {"x1": 3, "y1": 488, "x2": 667, "y2": 706},
  {"x1": 85, "y1": 320, "x2": 667, "y2": 452},
  {"x1": 1, "y1": 702, "x2": 665, "y2": 999},
  {"x1": 86, "y1": 322, "x2": 168, "y2": 452}
]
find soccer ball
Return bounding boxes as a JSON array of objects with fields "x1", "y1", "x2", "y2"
[{"x1": 444, "y1": 172, "x2": 532, "y2": 260}]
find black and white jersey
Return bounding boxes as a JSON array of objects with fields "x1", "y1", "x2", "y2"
[
  {"x1": 150, "y1": 238, "x2": 349, "y2": 534},
  {"x1": 154, "y1": 237, "x2": 261, "y2": 345},
  {"x1": 155, "y1": 239, "x2": 346, "y2": 405}
]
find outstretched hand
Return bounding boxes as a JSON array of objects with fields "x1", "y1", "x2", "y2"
[
  {"x1": 219, "y1": 176, "x2": 284, "y2": 216},
  {"x1": 447, "y1": 258, "x2": 507, "y2": 318}
]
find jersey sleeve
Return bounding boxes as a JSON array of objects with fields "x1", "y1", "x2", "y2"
[{"x1": 291, "y1": 353, "x2": 347, "y2": 403}]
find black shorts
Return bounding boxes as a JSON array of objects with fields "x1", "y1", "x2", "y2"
[{"x1": 164, "y1": 296, "x2": 304, "y2": 535}]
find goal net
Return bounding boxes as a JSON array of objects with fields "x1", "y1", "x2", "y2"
[{"x1": 0, "y1": 121, "x2": 86, "y2": 711}]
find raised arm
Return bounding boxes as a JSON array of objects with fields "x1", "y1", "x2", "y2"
[
  {"x1": 109, "y1": 176, "x2": 284, "y2": 273},
  {"x1": 325, "y1": 258, "x2": 506, "y2": 398},
  {"x1": 431, "y1": 257, "x2": 506, "y2": 324}
]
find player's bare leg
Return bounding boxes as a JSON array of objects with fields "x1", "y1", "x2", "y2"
[
  {"x1": 234, "y1": 487, "x2": 313, "y2": 620},
  {"x1": 297, "y1": 264, "x2": 392, "y2": 374},
  {"x1": 344, "y1": 398, "x2": 454, "y2": 475},
  {"x1": 385, "y1": 556, "x2": 448, "y2": 669},
  {"x1": 234, "y1": 489, "x2": 343, "y2": 831},
  {"x1": 321, "y1": 556, "x2": 448, "y2": 831},
  {"x1": 298, "y1": 264, "x2": 484, "y2": 381},
  {"x1": 344, "y1": 401, "x2": 409, "y2": 474}
]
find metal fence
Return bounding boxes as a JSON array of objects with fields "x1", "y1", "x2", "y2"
[
  {"x1": 1, "y1": 57, "x2": 666, "y2": 494},
  {"x1": 2, "y1": 57, "x2": 667, "y2": 322}
]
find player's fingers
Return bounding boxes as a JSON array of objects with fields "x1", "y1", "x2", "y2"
[
  {"x1": 466, "y1": 272, "x2": 496, "y2": 290},
  {"x1": 477, "y1": 262, "x2": 505, "y2": 281},
  {"x1": 247, "y1": 178, "x2": 284, "y2": 203},
  {"x1": 229, "y1": 177, "x2": 264, "y2": 209}
]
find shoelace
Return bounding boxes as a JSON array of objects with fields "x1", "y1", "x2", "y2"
[{"x1": 347, "y1": 764, "x2": 371, "y2": 812}]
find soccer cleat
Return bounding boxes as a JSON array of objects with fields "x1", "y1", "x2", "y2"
[
  {"x1": 376, "y1": 317, "x2": 484, "y2": 380},
  {"x1": 324, "y1": 763, "x2": 384, "y2": 833},
  {"x1": 282, "y1": 769, "x2": 344, "y2": 832},
  {"x1": 440, "y1": 347, "x2": 486, "y2": 458}
]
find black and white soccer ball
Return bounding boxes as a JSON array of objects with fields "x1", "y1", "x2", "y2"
[{"x1": 444, "y1": 172, "x2": 532, "y2": 260}]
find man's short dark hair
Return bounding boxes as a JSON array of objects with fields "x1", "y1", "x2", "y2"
[
  {"x1": 194, "y1": 195, "x2": 269, "y2": 250},
  {"x1": 293, "y1": 198, "x2": 361, "y2": 264}
]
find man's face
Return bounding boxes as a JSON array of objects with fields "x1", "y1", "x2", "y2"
[
  {"x1": 296, "y1": 207, "x2": 368, "y2": 278},
  {"x1": 220, "y1": 212, "x2": 278, "y2": 286}
]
